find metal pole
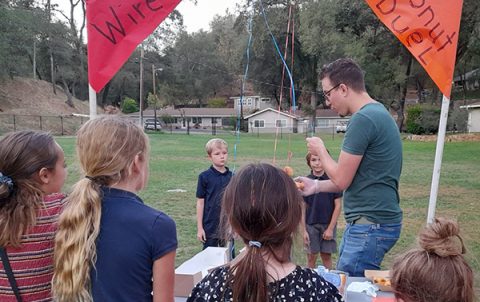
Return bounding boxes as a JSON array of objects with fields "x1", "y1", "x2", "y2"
[
  {"x1": 88, "y1": 85, "x2": 97, "y2": 119},
  {"x1": 152, "y1": 64, "x2": 159, "y2": 131},
  {"x1": 427, "y1": 95, "x2": 450, "y2": 223},
  {"x1": 139, "y1": 47, "x2": 144, "y2": 128}
]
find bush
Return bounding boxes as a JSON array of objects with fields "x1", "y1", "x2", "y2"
[
  {"x1": 405, "y1": 105, "x2": 423, "y2": 134},
  {"x1": 448, "y1": 108, "x2": 468, "y2": 132},
  {"x1": 405, "y1": 105, "x2": 440, "y2": 134},
  {"x1": 207, "y1": 98, "x2": 227, "y2": 108},
  {"x1": 121, "y1": 97, "x2": 139, "y2": 114},
  {"x1": 161, "y1": 114, "x2": 175, "y2": 124}
]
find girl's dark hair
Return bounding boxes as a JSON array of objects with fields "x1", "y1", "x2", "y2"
[
  {"x1": 391, "y1": 217, "x2": 475, "y2": 302},
  {"x1": 0, "y1": 130, "x2": 58, "y2": 247},
  {"x1": 221, "y1": 163, "x2": 302, "y2": 302}
]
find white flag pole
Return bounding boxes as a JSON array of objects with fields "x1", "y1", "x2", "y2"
[
  {"x1": 89, "y1": 84, "x2": 97, "y2": 120},
  {"x1": 427, "y1": 94, "x2": 450, "y2": 223}
]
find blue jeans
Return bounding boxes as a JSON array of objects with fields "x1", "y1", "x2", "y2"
[{"x1": 336, "y1": 222, "x2": 401, "y2": 277}]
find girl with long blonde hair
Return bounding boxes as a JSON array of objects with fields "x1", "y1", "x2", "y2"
[{"x1": 53, "y1": 116, "x2": 177, "y2": 302}]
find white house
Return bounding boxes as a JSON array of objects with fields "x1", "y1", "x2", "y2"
[
  {"x1": 244, "y1": 108, "x2": 301, "y2": 133},
  {"x1": 314, "y1": 109, "x2": 348, "y2": 133},
  {"x1": 132, "y1": 107, "x2": 237, "y2": 129},
  {"x1": 244, "y1": 108, "x2": 348, "y2": 134},
  {"x1": 460, "y1": 102, "x2": 480, "y2": 133},
  {"x1": 230, "y1": 96, "x2": 275, "y2": 113},
  {"x1": 454, "y1": 68, "x2": 480, "y2": 91}
]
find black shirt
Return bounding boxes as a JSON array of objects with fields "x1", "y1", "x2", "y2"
[
  {"x1": 187, "y1": 265, "x2": 344, "y2": 301},
  {"x1": 196, "y1": 166, "x2": 232, "y2": 238}
]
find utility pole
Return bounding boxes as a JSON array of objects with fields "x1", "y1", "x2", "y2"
[
  {"x1": 152, "y1": 64, "x2": 163, "y2": 130},
  {"x1": 139, "y1": 47, "x2": 144, "y2": 128},
  {"x1": 33, "y1": 39, "x2": 36, "y2": 79}
]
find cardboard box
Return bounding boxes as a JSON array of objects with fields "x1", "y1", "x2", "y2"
[
  {"x1": 364, "y1": 270, "x2": 393, "y2": 292},
  {"x1": 174, "y1": 247, "x2": 228, "y2": 297}
]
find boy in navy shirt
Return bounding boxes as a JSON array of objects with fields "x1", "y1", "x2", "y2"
[
  {"x1": 302, "y1": 152, "x2": 342, "y2": 269},
  {"x1": 196, "y1": 138, "x2": 232, "y2": 249}
]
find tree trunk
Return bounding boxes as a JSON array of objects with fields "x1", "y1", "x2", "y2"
[
  {"x1": 102, "y1": 81, "x2": 111, "y2": 107},
  {"x1": 396, "y1": 55, "x2": 412, "y2": 131},
  {"x1": 50, "y1": 51, "x2": 56, "y2": 94},
  {"x1": 62, "y1": 78, "x2": 74, "y2": 108},
  {"x1": 27, "y1": 53, "x2": 43, "y2": 80},
  {"x1": 415, "y1": 75, "x2": 424, "y2": 103},
  {"x1": 310, "y1": 58, "x2": 318, "y2": 134},
  {"x1": 46, "y1": 0, "x2": 56, "y2": 94}
]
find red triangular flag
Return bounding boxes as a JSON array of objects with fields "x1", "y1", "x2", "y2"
[
  {"x1": 86, "y1": 0, "x2": 181, "y2": 92},
  {"x1": 365, "y1": 0, "x2": 463, "y2": 98}
]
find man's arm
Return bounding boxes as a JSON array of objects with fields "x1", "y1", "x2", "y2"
[
  {"x1": 307, "y1": 137, "x2": 363, "y2": 191},
  {"x1": 323, "y1": 196, "x2": 342, "y2": 240},
  {"x1": 196, "y1": 198, "x2": 206, "y2": 243}
]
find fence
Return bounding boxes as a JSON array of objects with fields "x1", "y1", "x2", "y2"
[
  {"x1": 0, "y1": 114, "x2": 88, "y2": 136},
  {"x1": 0, "y1": 114, "x2": 343, "y2": 139}
]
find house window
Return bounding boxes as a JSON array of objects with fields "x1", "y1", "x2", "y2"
[
  {"x1": 276, "y1": 119, "x2": 287, "y2": 128},
  {"x1": 261, "y1": 98, "x2": 270, "y2": 102},
  {"x1": 192, "y1": 117, "x2": 202, "y2": 124},
  {"x1": 254, "y1": 120, "x2": 265, "y2": 128},
  {"x1": 316, "y1": 119, "x2": 328, "y2": 128},
  {"x1": 246, "y1": 98, "x2": 253, "y2": 106}
]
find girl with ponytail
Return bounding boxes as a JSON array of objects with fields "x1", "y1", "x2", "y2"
[
  {"x1": 391, "y1": 217, "x2": 475, "y2": 302},
  {"x1": 53, "y1": 116, "x2": 177, "y2": 302},
  {"x1": 187, "y1": 163, "x2": 343, "y2": 302}
]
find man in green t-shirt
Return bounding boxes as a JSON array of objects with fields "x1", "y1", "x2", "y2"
[{"x1": 297, "y1": 58, "x2": 402, "y2": 277}]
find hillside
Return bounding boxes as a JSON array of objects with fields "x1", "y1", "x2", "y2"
[{"x1": 0, "y1": 77, "x2": 98, "y2": 115}]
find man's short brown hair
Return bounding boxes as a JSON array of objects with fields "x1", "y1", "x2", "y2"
[{"x1": 319, "y1": 58, "x2": 366, "y2": 93}]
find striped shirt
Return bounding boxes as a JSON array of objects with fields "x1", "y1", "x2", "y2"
[{"x1": 0, "y1": 193, "x2": 65, "y2": 302}]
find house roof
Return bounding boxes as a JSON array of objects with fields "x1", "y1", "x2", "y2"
[
  {"x1": 134, "y1": 108, "x2": 237, "y2": 117},
  {"x1": 460, "y1": 101, "x2": 480, "y2": 109},
  {"x1": 130, "y1": 107, "x2": 345, "y2": 119},
  {"x1": 244, "y1": 108, "x2": 299, "y2": 119},
  {"x1": 453, "y1": 68, "x2": 479, "y2": 82},
  {"x1": 315, "y1": 109, "x2": 342, "y2": 118}
]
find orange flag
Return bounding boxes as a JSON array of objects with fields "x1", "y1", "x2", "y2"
[
  {"x1": 365, "y1": 0, "x2": 463, "y2": 98},
  {"x1": 86, "y1": 0, "x2": 181, "y2": 92}
]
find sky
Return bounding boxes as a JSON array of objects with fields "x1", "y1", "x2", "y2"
[
  {"x1": 176, "y1": 0, "x2": 239, "y2": 32},
  {"x1": 51, "y1": 0, "x2": 239, "y2": 33}
]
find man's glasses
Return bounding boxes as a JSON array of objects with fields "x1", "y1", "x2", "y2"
[{"x1": 322, "y1": 83, "x2": 341, "y2": 100}]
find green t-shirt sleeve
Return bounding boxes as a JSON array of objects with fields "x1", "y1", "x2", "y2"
[{"x1": 342, "y1": 112, "x2": 376, "y2": 156}]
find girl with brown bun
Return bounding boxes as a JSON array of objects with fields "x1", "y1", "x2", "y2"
[{"x1": 391, "y1": 217, "x2": 475, "y2": 302}]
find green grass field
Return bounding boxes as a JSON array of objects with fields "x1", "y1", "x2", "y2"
[{"x1": 56, "y1": 132, "x2": 480, "y2": 291}]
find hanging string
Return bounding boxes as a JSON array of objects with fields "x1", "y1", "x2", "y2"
[
  {"x1": 272, "y1": 3, "x2": 293, "y2": 165},
  {"x1": 259, "y1": 0, "x2": 296, "y2": 110},
  {"x1": 233, "y1": 4, "x2": 254, "y2": 172},
  {"x1": 260, "y1": 0, "x2": 296, "y2": 165},
  {"x1": 287, "y1": 3, "x2": 296, "y2": 164}
]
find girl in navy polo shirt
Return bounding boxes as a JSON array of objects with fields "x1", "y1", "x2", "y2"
[{"x1": 53, "y1": 116, "x2": 177, "y2": 302}]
